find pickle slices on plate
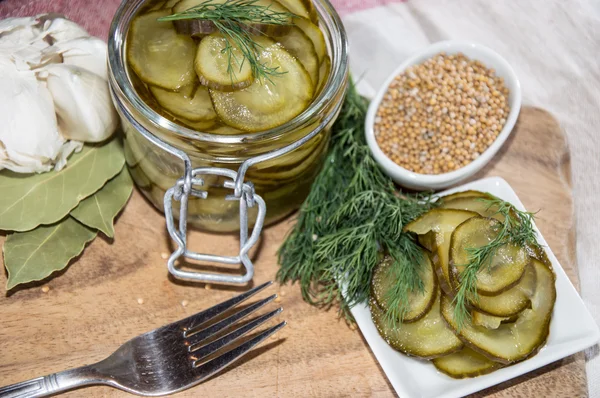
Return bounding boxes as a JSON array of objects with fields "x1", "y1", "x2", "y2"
[
  {"x1": 127, "y1": 0, "x2": 328, "y2": 133},
  {"x1": 371, "y1": 190, "x2": 556, "y2": 379},
  {"x1": 371, "y1": 253, "x2": 437, "y2": 323}
]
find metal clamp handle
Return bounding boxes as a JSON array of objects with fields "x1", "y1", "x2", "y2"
[
  {"x1": 115, "y1": 84, "x2": 337, "y2": 285},
  {"x1": 164, "y1": 167, "x2": 266, "y2": 284}
]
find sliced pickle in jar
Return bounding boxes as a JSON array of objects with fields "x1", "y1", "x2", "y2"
[
  {"x1": 178, "y1": 118, "x2": 216, "y2": 131},
  {"x1": 433, "y1": 347, "x2": 502, "y2": 378},
  {"x1": 276, "y1": 26, "x2": 319, "y2": 86},
  {"x1": 472, "y1": 262, "x2": 537, "y2": 317},
  {"x1": 371, "y1": 253, "x2": 437, "y2": 323},
  {"x1": 172, "y1": 0, "x2": 293, "y2": 37},
  {"x1": 404, "y1": 209, "x2": 478, "y2": 296},
  {"x1": 207, "y1": 124, "x2": 246, "y2": 135},
  {"x1": 149, "y1": 85, "x2": 217, "y2": 122},
  {"x1": 148, "y1": 1, "x2": 166, "y2": 11},
  {"x1": 127, "y1": 10, "x2": 197, "y2": 90},
  {"x1": 195, "y1": 33, "x2": 254, "y2": 91},
  {"x1": 370, "y1": 289, "x2": 463, "y2": 359},
  {"x1": 163, "y1": 0, "x2": 180, "y2": 9},
  {"x1": 441, "y1": 259, "x2": 555, "y2": 364},
  {"x1": 293, "y1": 17, "x2": 326, "y2": 63},
  {"x1": 210, "y1": 38, "x2": 313, "y2": 132},
  {"x1": 450, "y1": 217, "x2": 530, "y2": 296},
  {"x1": 315, "y1": 55, "x2": 330, "y2": 96},
  {"x1": 278, "y1": 0, "x2": 318, "y2": 24}
]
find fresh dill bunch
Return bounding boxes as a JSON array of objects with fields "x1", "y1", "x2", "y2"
[
  {"x1": 452, "y1": 196, "x2": 541, "y2": 329},
  {"x1": 277, "y1": 80, "x2": 437, "y2": 322},
  {"x1": 159, "y1": 0, "x2": 296, "y2": 82}
]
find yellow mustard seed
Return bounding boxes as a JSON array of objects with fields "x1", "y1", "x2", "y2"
[{"x1": 374, "y1": 52, "x2": 510, "y2": 174}]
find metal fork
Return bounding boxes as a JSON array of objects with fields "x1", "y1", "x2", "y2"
[{"x1": 0, "y1": 281, "x2": 285, "y2": 397}]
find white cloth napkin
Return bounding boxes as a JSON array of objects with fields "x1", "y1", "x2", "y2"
[{"x1": 337, "y1": 0, "x2": 600, "y2": 393}]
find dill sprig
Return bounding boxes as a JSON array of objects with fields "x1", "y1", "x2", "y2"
[
  {"x1": 277, "y1": 81, "x2": 437, "y2": 323},
  {"x1": 452, "y1": 196, "x2": 541, "y2": 329},
  {"x1": 158, "y1": 0, "x2": 295, "y2": 82}
]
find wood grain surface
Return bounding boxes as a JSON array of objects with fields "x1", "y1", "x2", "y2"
[{"x1": 0, "y1": 106, "x2": 586, "y2": 397}]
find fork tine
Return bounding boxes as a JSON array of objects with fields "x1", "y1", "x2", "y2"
[
  {"x1": 172, "y1": 281, "x2": 273, "y2": 331},
  {"x1": 192, "y1": 321, "x2": 286, "y2": 381},
  {"x1": 185, "y1": 294, "x2": 277, "y2": 343},
  {"x1": 190, "y1": 307, "x2": 283, "y2": 365}
]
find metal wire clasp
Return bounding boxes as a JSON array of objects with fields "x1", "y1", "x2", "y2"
[{"x1": 163, "y1": 167, "x2": 266, "y2": 284}]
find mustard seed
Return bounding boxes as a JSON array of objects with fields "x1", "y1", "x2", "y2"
[{"x1": 374, "y1": 53, "x2": 510, "y2": 174}]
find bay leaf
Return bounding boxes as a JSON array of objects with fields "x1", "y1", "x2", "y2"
[
  {"x1": 0, "y1": 138, "x2": 124, "y2": 232},
  {"x1": 70, "y1": 168, "x2": 133, "y2": 238},
  {"x1": 3, "y1": 217, "x2": 97, "y2": 290}
]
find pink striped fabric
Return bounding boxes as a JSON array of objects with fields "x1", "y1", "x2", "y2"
[{"x1": 0, "y1": 0, "x2": 406, "y2": 38}]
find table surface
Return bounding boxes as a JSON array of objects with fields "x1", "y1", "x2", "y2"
[{"x1": 0, "y1": 106, "x2": 588, "y2": 397}]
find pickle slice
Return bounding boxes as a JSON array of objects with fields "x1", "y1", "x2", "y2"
[
  {"x1": 163, "y1": 0, "x2": 180, "y2": 8},
  {"x1": 277, "y1": 26, "x2": 319, "y2": 86},
  {"x1": 172, "y1": 0, "x2": 293, "y2": 36},
  {"x1": 441, "y1": 259, "x2": 555, "y2": 364},
  {"x1": 178, "y1": 118, "x2": 216, "y2": 131},
  {"x1": 210, "y1": 39, "x2": 313, "y2": 132},
  {"x1": 404, "y1": 209, "x2": 478, "y2": 295},
  {"x1": 450, "y1": 217, "x2": 529, "y2": 296},
  {"x1": 127, "y1": 10, "x2": 196, "y2": 90},
  {"x1": 315, "y1": 55, "x2": 330, "y2": 96},
  {"x1": 195, "y1": 33, "x2": 254, "y2": 91},
  {"x1": 433, "y1": 347, "x2": 502, "y2": 378},
  {"x1": 293, "y1": 17, "x2": 326, "y2": 63},
  {"x1": 370, "y1": 289, "x2": 463, "y2": 359},
  {"x1": 371, "y1": 252, "x2": 437, "y2": 323},
  {"x1": 472, "y1": 262, "x2": 537, "y2": 317},
  {"x1": 442, "y1": 190, "x2": 487, "y2": 202},
  {"x1": 278, "y1": 0, "x2": 317, "y2": 23},
  {"x1": 471, "y1": 311, "x2": 511, "y2": 329},
  {"x1": 149, "y1": 85, "x2": 217, "y2": 122},
  {"x1": 148, "y1": 1, "x2": 167, "y2": 11},
  {"x1": 441, "y1": 195, "x2": 508, "y2": 222}
]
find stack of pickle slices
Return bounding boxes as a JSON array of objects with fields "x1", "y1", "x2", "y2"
[
  {"x1": 370, "y1": 191, "x2": 556, "y2": 379},
  {"x1": 127, "y1": 0, "x2": 331, "y2": 134}
]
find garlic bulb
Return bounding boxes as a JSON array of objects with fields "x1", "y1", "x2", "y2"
[
  {"x1": 0, "y1": 58, "x2": 66, "y2": 173},
  {"x1": 42, "y1": 16, "x2": 89, "y2": 42},
  {"x1": 45, "y1": 64, "x2": 118, "y2": 143},
  {"x1": 44, "y1": 37, "x2": 107, "y2": 79},
  {"x1": 0, "y1": 14, "x2": 119, "y2": 173},
  {"x1": 0, "y1": 17, "x2": 48, "y2": 70}
]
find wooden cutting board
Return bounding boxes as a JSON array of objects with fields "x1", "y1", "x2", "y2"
[{"x1": 0, "y1": 106, "x2": 586, "y2": 397}]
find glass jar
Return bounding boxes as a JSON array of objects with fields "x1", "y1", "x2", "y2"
[{"x1": 107, "y1": 0, "x2": 348, "y2": 232}]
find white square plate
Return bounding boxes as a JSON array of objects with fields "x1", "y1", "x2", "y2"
[{"x1": 350, "y1": 176, "x2": 599, "y2": 398}]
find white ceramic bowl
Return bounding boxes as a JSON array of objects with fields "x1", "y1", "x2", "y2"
[{"x1": 365, "y1": 41, "x2": 521, "y2": 190}]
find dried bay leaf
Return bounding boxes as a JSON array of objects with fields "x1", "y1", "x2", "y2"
[
  {"x1": 3, "y1": 217, "x2": 97, "y2": 290},
  {"x1": 0, "y1": 138, "x2": 124, "y2": 232},
  {"x1": 71, "y1": 168, "x2": 133, "y2": 238}
]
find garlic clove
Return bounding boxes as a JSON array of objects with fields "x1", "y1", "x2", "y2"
[
  {"x1": 0, "y1": 58, "x2": 65, "y2": 173},
  {"x1": 42, "y1": 17, "x2": 89, "y2": 43},
  {"x1": 44, "y1": 37, "x2": 107, "y2": 79},
  {"x1": 45, "y1": 64, "x2": 118, "y2": 143}
]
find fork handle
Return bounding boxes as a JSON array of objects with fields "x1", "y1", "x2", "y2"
[{"x1": 0, "y1": 366, "x2": 102, "y2": 398}]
